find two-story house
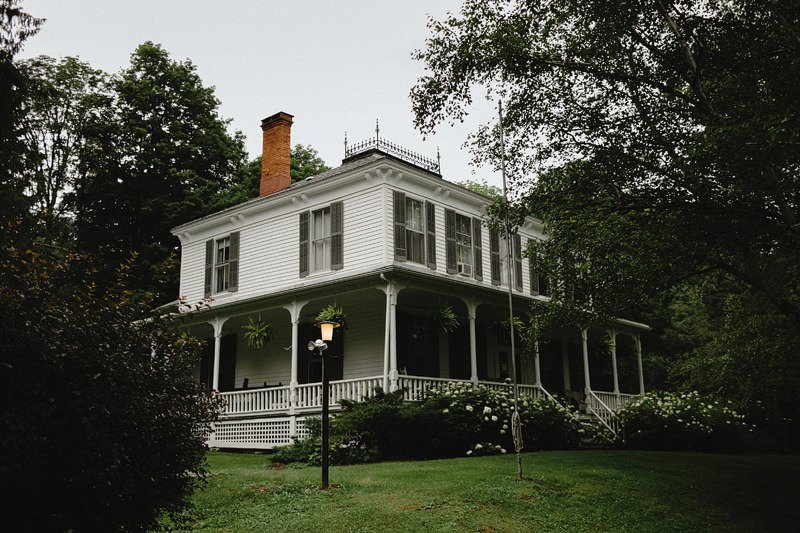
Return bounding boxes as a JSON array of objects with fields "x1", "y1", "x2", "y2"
[{"x1": 172, "y1": 112, "x2": 649, "y2": 449}]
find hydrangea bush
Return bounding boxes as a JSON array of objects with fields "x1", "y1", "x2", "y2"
[
  {"x1": 423, "y1": 382, "x2": 582, "y2": 454},
  {"x1": 617, "y1": 391, "x2": 752, "y2": 452},
  {"x1": 272, "y1": 384, "x2": 581, "y2": 465}
]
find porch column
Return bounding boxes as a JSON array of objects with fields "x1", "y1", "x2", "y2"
[
  {"x1": 561, "y1": 339, "x2": 571, "y2": 394},
  {"x1": 381, "y1": 283, "x2": 393, "y2": 392},
  {"x1": 635, "y1": 334, "x2": 645, "y2": 394},
  {"x1": 581, "y1": 327, "x2": 591, "y2": 393},
  {"x1": 533, "y1": 338, "x2": 542, "y2": 387},
  {"x1": 389, "y1": 288, "x2": 398, "y2": 392},
  {"x1": 609, "y1": 329, "x2": 620, "y2": 396},
  {"x1": 210, "y1": 316, "x2": 228, "y2": 391},
  {"x1": 283, "y1": 300, "x2": 307, "y2": 413},
  {"x1": 467, "y1": 299, "x2": 479, "y2": 385}
]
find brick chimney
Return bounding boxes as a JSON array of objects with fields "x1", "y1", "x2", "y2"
[{"x1": 260, "y1": 111, "x2": 294, "y2": 197}]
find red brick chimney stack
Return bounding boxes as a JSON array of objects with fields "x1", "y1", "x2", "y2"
[{"x1": 260, "y1": 111, "x2": 294, "y2": 197}]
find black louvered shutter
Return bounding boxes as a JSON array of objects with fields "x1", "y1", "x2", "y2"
[
  {"x1": 529, "y1": 238, "x2": 540, "y2": 295},
  {"x1": 299, "y1": 211, "x2": 310, "y2": 277},
  {"x1": 425, "y1": 201, "x2": 436, "y2": 269},
  {"x1": 490, "y1": 229, "x2": 500, "y2": 285},
  {"x1": 204, "y1": 239, "x2": 214, "y2": 297},
  {"x1": 445, "y1": 209, "x2": 456, "y2": 273},
  {"x1": 513, "y1": 234, "x2": 522, "y2": 291},
  {"x1": 228, "y1": 231, "x2": 240, "y2": 292},
  {"x1": 393, "y1": 191, "x2": 406, "y2": 260},
  {"x1": 472, "y1": 217, "x2": 483, "y2": 280},
  {"x1": 331, "y1": 201, "x2": 343, "y2": 270}
]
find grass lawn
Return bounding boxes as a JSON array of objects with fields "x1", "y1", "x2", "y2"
[{"x1": 166, "y1": 450, "x2": 800, "y2": 532}]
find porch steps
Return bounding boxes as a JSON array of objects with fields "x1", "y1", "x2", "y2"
[{"x1": 577, "y1": 405, "x2": 613, "y2": 449}]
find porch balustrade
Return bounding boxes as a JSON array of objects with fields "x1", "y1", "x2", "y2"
[
  {"x1": 592, "y1": 390, "x2": 636, "y2": 412},
  {"x1": 221, "y1": 385, "x2": 291, "y2": 416},
  {"x1": 219, "y1": 375, "x2": 554, "y2": 417}
]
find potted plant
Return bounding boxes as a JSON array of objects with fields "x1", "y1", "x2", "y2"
[
  {"x1": 315, "y1": 304, "x2": 347, "y2": 329},
  {"x1": 432, "y1": 303, "x2": 460, "y2": 333},
  {"x1": 242, "y1": 316, "x2": 273, "y2": 349}
]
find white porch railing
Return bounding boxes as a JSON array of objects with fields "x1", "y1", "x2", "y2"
[
  {"x1": 221, "y1": 385, "x2": 291, "y2": 416},
  {"x1": 397, "y1": 375, "x2": 471, "y2": 401},
  {"x1": 586, "y1": 389, "x2": 619, "y2": 434},
  {"x1": 592, "y1": 391, "x2": 636, "y2": 412},
  {"x1": 220, "y1": 375, "x2": 558, "y2": 417},
  {"x1": 295, "y1": 376, "x2": 384, "y2": 410}
]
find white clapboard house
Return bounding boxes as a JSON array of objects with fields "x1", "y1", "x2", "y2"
[{"x1": 172, "y1": 112, "x2": 649, "y2": 449}]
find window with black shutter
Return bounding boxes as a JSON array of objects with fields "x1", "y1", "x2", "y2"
[
  {"x1": 425, "y1": 201, "x2": 436, "y2": 269},
  {"x1": 472, "y1": 217, "x2": 483, "y2": 280},
  {"x1": 208, "y1": 231, "x2": 240, "y2": 294}
]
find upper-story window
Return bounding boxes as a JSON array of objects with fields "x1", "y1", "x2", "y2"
[
  {"x1": 312, "y1": 207, "x2": 331, "y2": 272},
  {"x1": 299, "y1": 201, "x2": 343, "y2": 277},
  {"x1": 405, "y1": 197, "x2": 425, "y2": 264},
  {"x1": 455, "y1": 214, "x2": 472, "y2": 270},
  {"x1": 204, "y1": 231, "x2": 239, "y2": 296},
  {"x1": 393, "y1": 190, "x2": 436, "y2": 269},
  {"x1": 445, "y1": 209, "x2": 483, "y2": 280},
  {"x1": 215, "y1": 236, "x2": 231, "y2": 292},
  {"x1": 490, "y1": 230, "x2": 522, "y2": 290}
]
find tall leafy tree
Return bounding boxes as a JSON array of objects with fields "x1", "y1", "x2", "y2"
[
  {"x1": 412, "y1": 0, "x2": 800, "y2": 331},
  {"x1": 17, "y1": 55, "x2": 108, "y2": 243},
  {"x1": 74, "y1": 41, "x2": 247, "y2": 300},
  {"x1": 0, "y1": 0, "x2": 43, "y2": 240}
]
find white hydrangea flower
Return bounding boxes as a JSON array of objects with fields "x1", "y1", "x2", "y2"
[{"x1": 466, "y1": 405, "x2": 474, "y2": 412}]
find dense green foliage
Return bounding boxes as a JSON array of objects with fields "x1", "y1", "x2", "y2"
[
  {"x1": 172, "y1": 451, "x2": 800, "y2": 531},
  {"x1": 273, "y1": 385, "x2": 580, "y2": 465},
  {"x1": 0, "y1": 245, "x2": 222, "y2": 531},
  {"x1": 0, "y1": 0, "x2": 43, "y2": 241},
  {"x1": 617, "y1": 391, "x2": 750, "y2": 452},
  {"x1": 413, "y1": 0, "x2": 800, "y2": 432},
  {"x1": 18, "y1": 55, "x2": 107, "y2": 244},
  {"x1": 72, "y1": 41, "x2": 248, "y2": 301}
]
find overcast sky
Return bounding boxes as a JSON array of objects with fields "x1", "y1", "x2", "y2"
[{"x1": 20, "y1": 1, "x2": 502, "y2": 186}]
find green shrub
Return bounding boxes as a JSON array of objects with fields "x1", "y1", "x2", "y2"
[
  {"x1": 272, "y1": 384, "x2": 581, "y2": 466},
  {"x1": 424, "y1": 383, "x2": 581, "y2": 454},
  {"x1": 618, "y1": 391, "x2": 751, "y2": 452},
  {"x1": 0, "y1": 251, "x2": 221, "y2": 531}
]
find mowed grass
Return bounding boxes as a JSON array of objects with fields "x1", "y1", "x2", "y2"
[{"x1": 170, "y1": 450, "x2": 800, "y2": 532}]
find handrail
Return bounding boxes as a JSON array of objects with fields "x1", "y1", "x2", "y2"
[{"x1": 586, "y1": 389, "x2": 619, "y2": 435}]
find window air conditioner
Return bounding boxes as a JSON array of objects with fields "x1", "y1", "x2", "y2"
[{"x1": 457, "y1": 262, "x2": 472, "y2": 276}]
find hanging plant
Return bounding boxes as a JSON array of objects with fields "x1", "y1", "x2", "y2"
[
  {"x1": 243, "y1": 316, "x2": 273, "y2": 349},
  {"x1": 432, "y1": 303, "x2": 460, "y2": 333},
  {"x1": 316, "y1": 304, "x2": 347, "y2": 329}
]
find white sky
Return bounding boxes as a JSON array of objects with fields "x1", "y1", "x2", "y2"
[{"x1": 21, "y1": 0, "x2": 502, "y2": 186}]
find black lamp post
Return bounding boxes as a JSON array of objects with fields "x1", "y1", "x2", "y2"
[{"x1": 307, "y1": 320, "x2": 339, "y2": 489}]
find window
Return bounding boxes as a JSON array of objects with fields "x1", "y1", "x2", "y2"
[
  {"x1": 445, "y1": 209, "x2": 480, "y2": 278},
  {"x1": 405, "y1": 197, "x2": 425, "y2": 264},
  {"x1": 204, "y1": 231, "x2": 239, "y2": 296},
  {"x1": 490, "y1": 230, "x2": 522, "y2": 290},
  {"x1": 312, "y1": 207, "x2": 331, "y2": 272},
  {"x1": 393, "y1": 191, "x2": 435, "y2": 268},
  {"x1": 299, "y1": 202, "x2": 343, "y2": 277},
  {"x1": 215, "y1": 236, "x2": 231, "y2": 292},
  {"x1": 455, "y1": 213, "x2": 472, "y2": 269}
]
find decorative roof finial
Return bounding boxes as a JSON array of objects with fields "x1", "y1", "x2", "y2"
[
  {"x1": 344, "y1": 131, "x2": 348, "y2": 155},
  {"x1": 375, "y1": 119, "x2": 380, "y2": 142},
  {"x1": 437, "y1": 146, "x2": 441, "y2": 173}
]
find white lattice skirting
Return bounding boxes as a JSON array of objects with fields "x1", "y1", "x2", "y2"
[{"x1": 207, "y1": 416, "x2": 311, "y2": 450}]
